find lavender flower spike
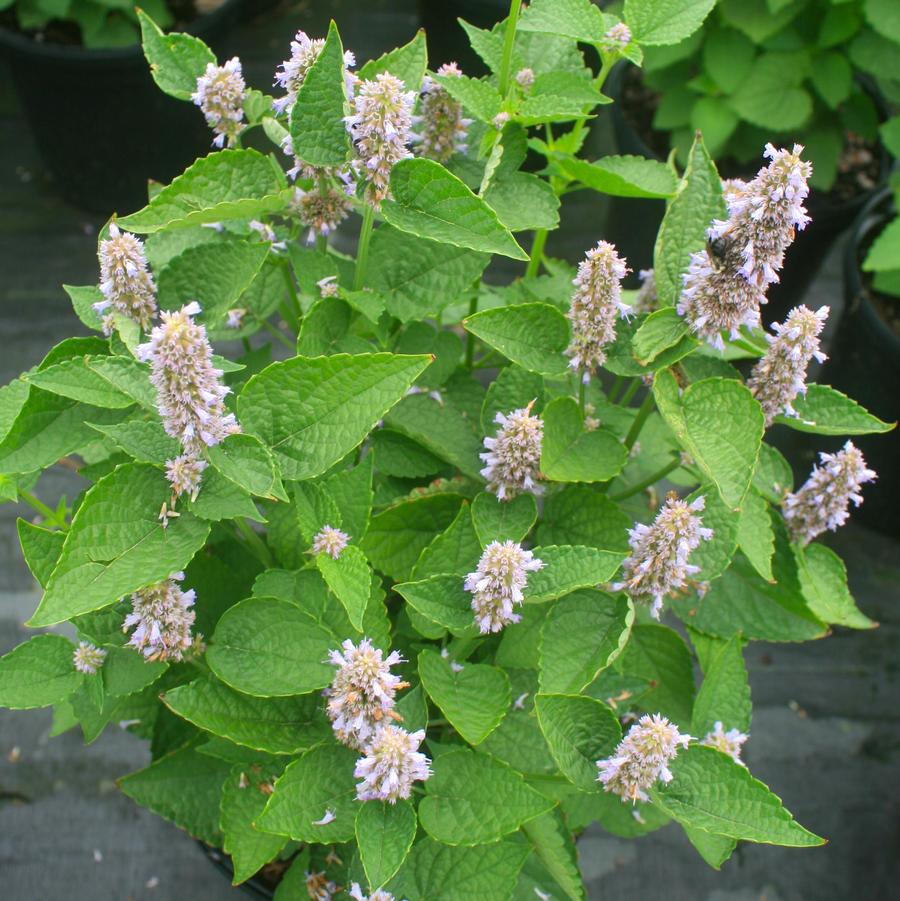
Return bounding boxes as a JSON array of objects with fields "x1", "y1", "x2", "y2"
[
  {"x1": 137, "y1": 302, "x2": 240, "y2": 456},
  {"x1": 349, "y1": 885, "x2": 398, "y2": 901},
  {"x1": 701, "y1": 721, "x2": 748, "y2": 766},
  {"x1": 748, "y1": 305, "x2": 829, "y2": 426},
  {"x1": 415, "y1": 62, "x2": 471, "y2": 163},
  {"x1": 95, "y1": 223, "x2": 157, "y2": 334},
  {"x1": 192, "y1": 57, "x2": 246, "y2": 148},
  {"x1": 597, "y1": 713, "x2": 691, "y2": 803},
  {"x1": 123, "y1": 574, "x2": 196, "y2": 662},
  {"x1": 783, "y1": 440, "x2": 876, "y2": 545},
  {"x1": 346, "y1": 72, "x2": 415, "y2": 208},
  {"x1": 312, "y1": 525, "x2": 350, "y2": 559},
  {"x1": 480, "y1": 402, "x2": 544, "y2": 501},
  {"x1": 464, "y1": 540, "x2": 544, "y2": 633},
  {"x1": 272, "y1": 31, "x2": 325, "y2": 114},
  {"x1": 614, "y1": 492, "x2": 713, "y2": 618},
  {"x1": 73, "y1": 641, "x2": 106, "y2": 675},
  {"x1": 354, "y1": 724, "x2": 431, "y2": 803},
  {"x1": 565, "y1": 240, "x2": 631, "y2": 381}
]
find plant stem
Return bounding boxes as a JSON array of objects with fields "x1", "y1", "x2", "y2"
[
  {"x1": 234, "y1": 518, "x2": 275, "y2": 568},
  {"x1": 256, "y1": 316, "x2": 295, "y2": 351},
  {"x1": 578, "y1": 378, "x2": 586, "y2": 414},
  {"x1": 18, "y1": 490, "x2": 67, "y2": 530},
  {"x1": 465, "y1": 288, "x2": 479, "y2": 368},
  {"x1": 526, "y1": 228, "x2": 548, "y2": 278},
  {"x1": 279, "y1": 260, "x2": 302, "y2": 331},
  {"x1": 316, "y1": 232, "x2": 327, "y2": 254},
  {"x1": 609, "y1": 457, "x2": 681, "y2": 502},
  {"x1": 608, "y1": 374, "x2": 624, "y2": 403},
  {"x1": 619, "y1": 377, "x2": 641, "y2": 406},
  {"x1": 624, "y1": 390, "x2": 655, "y2": 450},
  {"x1": 353, "y1": 203, "x2": 375, "y2": 291},
  {"x1": 498, "y1": 0, "x2": 522, "y2": 96}
]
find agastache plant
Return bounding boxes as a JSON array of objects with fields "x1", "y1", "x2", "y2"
[{"x1": 0, "y1": 5, "x2": 892, "y2": 898}]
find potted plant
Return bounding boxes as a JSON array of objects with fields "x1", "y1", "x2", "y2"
[
  {"x1": 602, "y1": 0, "x2": 895, "y2": 320},
  {"x1": 0, "y1": 0, "x2": 243, "y2": 213},
  {"x1": 0, "y1": 1, "x2": 893, "y2": 896}
]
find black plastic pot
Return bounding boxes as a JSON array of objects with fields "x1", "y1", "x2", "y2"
[
  {"x1": 604, "y1": 64, "x2": 889, "y2": 312},
  {"x1": 200, "y1": 841, "x2": 274, "y2": 898},
  {"x1": 817, "y1": 187, "x2": 900, "y2": 537},
  {"x1": 0, "y1": 0, "x2": 243, "y2": 215}
]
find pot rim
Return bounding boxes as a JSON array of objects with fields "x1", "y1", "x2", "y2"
[
  {"x1": 842, "y1": 184, "x2": 900, "y2": 354},
  {"x1": 0, "y1": 0, "x2": 241, "y2": 62}
]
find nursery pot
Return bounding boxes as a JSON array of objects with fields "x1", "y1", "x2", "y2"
[
  {"x1": 817, "y1": 187, "x2": 900, "y2": 537},
  {"x1": 0, "y1": 0, "x2": 243, "y2": 215},
  {"x1": 604, "y1": 64, "x2": 889, "y2": 309},
  {"x1": 200, "y1": 841, "x2": 275, "y2": 898}
]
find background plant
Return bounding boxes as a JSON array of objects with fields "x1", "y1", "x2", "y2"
[{"x1": 0, "y1": 1, "x2": 894, "y2": 898}]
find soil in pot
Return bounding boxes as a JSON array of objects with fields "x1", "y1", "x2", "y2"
[
  {"x1": 0, "y1": 0, "x2": 244, "y2": 215},
  {"x1": 605, "y1": 64, "x2": 887, "y2": 314}
]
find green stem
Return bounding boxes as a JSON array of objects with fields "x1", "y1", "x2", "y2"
[
  {"x1": 619, "y1": 377, "x2": 641, "y2": 406},
  {"x1": 465, "y1": 288, "x2": 480, "y2": 369},
  {"x1": 234, "y1": 518, "x2": 275, "y2": 568},
  {"x1": 526, "y1": 228, "x2": 548, "y2": 278},
  {"x1": 315, "y1": 232, "x2": 327, "y2": 253},
  {"x1": 255, "y1": 316, "x2": 295, "y2": 351},
  {"x1": 609, "y1": 457, "x2": 680, "y2": 502},
  {"x1": 472, "y1": 349, "x2": 504, "y2": 370},
  {"x1": 624, "y1": 390, "x2": 655, "y2": 451},
  {"x1": 241, "y1": 337, "x2": 252, "y2": 354},
  {"x1": 353, "y1": 204, "x2": 376, "y2": 291},
  {"x1": 569, "y1": 55, "x2": 615, "y2": 148},
  {"x1": 608, "y1": 374, "x2": 624, "y2": 403},
  {"x1": 498, "y1": 0, "x2": 522, "y2": 96},
  {"x1": 18, "y1": 490, "x2": 67, "y2": 530},
  {"x1": 578, "y1": 378, "x2": 586, "y2": 415},
  {"x1": 278, "y1": 261, "x2": 302, "y2": 331}
]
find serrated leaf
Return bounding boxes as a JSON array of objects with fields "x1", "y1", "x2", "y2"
[
  {"x1": 395, "y1": 574, "x2": 476, "y2": 636},
  {"x1": 796, "y1": 542, "x2": 875, "y2": 630},
  {"x1": 356, "y1": 800, "x2": 417, "y2": 889},
  {"x1": 737, "y1": 489, "x2": 775, "y2": 581},
  {"x1": 290, "y1": 21, "x2": 351, "y2": 167},
  {"x1": 88, "y1": 419, "x2": 181, "y2": 465},
  {"x1": 776, "y1": 384, "x2": 895, "y2": 435},
  {"x1": 632, "y1": 308, "x2": 691, "y2": 364},
  {"x1": 29, "y1": 464, "x2": 210, "y2": 627},
  {"x1": 625, "y1": 0, "x2": 716, "y2": 46},
  {"x1": 541, "y1": 397, "x2": 629, "y2": 483},
  {"x1": 86, "y1": 356, "x2": 157, "y2": 410},
  {"x1": 519, "y1": 0, "x2": 611, "y2": 42},
  {"x1": 465, "y1": 303, "x2": 569, "y2": 376},
  {"x1": 162, "y1": 677, "x2": 330, "y2": 754},
  {"x1": 138, "y1": 8, "x2": 215, "y2": 100},
  {"x1": 730, "y1": 53, "x2": 813, "y2": 130},
  {"x1": 535, "y1": 486, "x2": 631, "y2": 552},
  {"x1": 418, "y1": 648, "x2": 510, "y2": 744},
  {"x1": 188, "y1": 465, "x2": 264, "y2": 524},
  {"x1": 539, "y1": 590, "x2": 633, "y2": 694},
  {"x1": 256, "y1": 744, "x2": 358, "y2": 843},
  {"x1": 471, "y1": 491, "x2": 537, "y2": 546},
  {"x1": 382, "y1": 158, "x2": 528, "y2": 261},
  {"x1": 117, "y1": 150, "x2": 288, "y2": 234},
  {"x1": 63, "y1": 284, "x2": 105, "y2": 332},
  {"x1": 561, "y1": 156, "x2": 679, "y2": 199},
  {"x1": 534, "y1": 693, "x2": 621, "y2": 791},
  {"x1": 484, "y1": 173, "x2": 561, "y2": 232},
  {"x1": 481, "y1": 365, "x2": 544, "y2": 436},
  {"x1": 691, "y1": 636, "x2": 751, "y2": 736},
  {"x1": 316, "y1": 545, "x2": 372, "y2": 631},
  {"x1": 651, "y1": 745, "x2": 824, "y2": 846},
  {"x1": 434, "y1": 73, "x2": 502, "y2": 123},
  {"x1": 25, "y1": 357, "x2": 135, "y2": 409},
  {"x1": 527, "y1": 545, "x2": 626, "y2": 603},
  {"x1": 207, "y1": 433, "x2": 286, "y2": 501},
  {"x1": 373, "y1": 429, "x2": 445, "y2": 478},
  {"x1": 207, "y1": 597, "x2": 335, "y2": 697},
  {"x1": 119, "y1": 745, "x2": 231, "y2": 845},
  {"x1": 413, "y1": 505, "x2": 481, "y2": 579},
  {"x1": 239, "y1": 353, "x2": 430, "y2": 481},
  {"x1": 521, "y1": 809, "x2": 586, "y2": 901},
  {"x1": 683, "y1": 826, "x2": 737, "y2": 870},
  {"x1": 0, "y1": 634, "x2": 82, "y2": 709},
  {"x1": 419, "y1": 748, "x2": 553, "y2": 845},
  {"x1": 323, "y1": 455, "x2": 374, "y2": 541},
  {"x1": 358, "y1": 30, "x2": 428, "y2": 90},
  {"x1": 17, "y1": 520, "x2": 66, "y2": 588}
]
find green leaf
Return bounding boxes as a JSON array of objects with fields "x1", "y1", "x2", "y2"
[
  {"x1": 395, "y1": 574, "x2": 476, "y2": 636},
  {"x1": 358, "y1": 30, "x2": 428, "y2": 90},
  {"x1": 527, "y1": 545, "x2": 626, "y2": 604},
  {"x1": 382, "y1": 158, "x2": 528, "y2": 261},
  {"x1": 520, "y1": 810, "x2": 586, "y2": 901},
  {"x1": 117, "y1": 150, "x2": 288, "y2": 234},
  {"x1": 651, "y1": 745, "x2": 824, "y2": 846},
  {"x1": 535, "y1": 487, "x2": 630, "y2": 552},
  {"x1": 418, "y1": 648, "x2": 510, "y2": 745},
  {"x1": 362, "y1": 493, "x2": 463, "y2": 581},
  {"x1": 373, "y1": 429, "x2": 444, "y2": 478},
  {"x1": 471, "y1": 492, "x2": 537, "y2": 545},
  {"x1": 686, "y1": 485, "x2": 740, "y2": 582},
  {"x1": 207, "y1": 434, "x2": 287, "y2": 501},
  {"x1": 17, "y1": 520, "x2": 66, "y2": 588},
  {"x1": 810, "y1": 50, "x2": 852, "y2": 108},
  {"x1": 702, "y1": 27, "x2": 756, "y2": 95},
  {"x1": 560, "y1": 156, "x2": 678, "y2": 199},
  {"x1": 776, "y1": 384, "x2": 895, "y2": 435},
  {"x1": 632, "y1": 309, "x2": 692, "y2": 364},
  {"x1": 0, "y1": 634, "x2": 81, "y2": 709},
  {"x1": 207, "y1": 597, "x2": 335, "y2": 697},
  {"x1": 368, "y1": 225, "x2": 488, "y2": 322},
  {"x1": 119, "y1": 745, "x2": 231, "y2": 845},
  {"x1": 156, "y1": 239, "x2": 269, "y2": 328},
  {"x1": 796, "y1": 542, "x2": 876, "y2": 630},
  {"x1": 736, "y1": 489, "x2": 775, "y2": 581},
  {"x1": 387, "y1": 837, "x2": 530, "y2": 901},
  {"x1": 316, "y1": 545, "x2": 372, "y2": 631},
  {"x1": 25, "y1": 357, "x2": 135, "y2": 409},
  {"x1": 464, "y1": 303, "x2": 569, "y2": 376},
  {"x1": 88, "y1": 420, "x2": 181, "y2": 465},
  {"x1": 615, "y1": 623, "x2": 694, "y2": 727},
  {"x1": 220, "y1": 764, "x2": 289, "y2": 885},
  {"x1": 864, "y1": 218, "x2": 900, "y2": 273},
  {"x1": 541, "y1": 397, "x2": 629, "y2": 483},
  {"x1": 418, "y1": 748, "x2": 553, "y2": 845},
  {"x1": 683, "y1": 826, "x2": 737, "y2": 870},
  {"x1": 239, "y1": 353, "x2": 430, "y2": 481},
  {"x1": 864, "y1": 0, "x2": 900, "y2": 43},
  {"x1": 290, "y1": 21, "x2": 351, "y2": 168},
  {"x1": 753, "y1": 443, "x2": 793, "y2": 503},
  {"x1": 324, "y1": 456, "x2": 374, "y2": 541},
  {"x1": 413, "y1": 505, "x2": 482, "y2": 579},
  {"x1": 86, "y1": 356, "x2": 157, "y2": 410},
  {"x1": 850, "y1": 27, "x2": 900, "y2": 82},
  {"x1": 256, "y1": 744, "x2": 359, "y2": 843},
  {"x1": 356, "y1": 800, "x2": 417, "y2": 889},
  {"x1": 434, "y1": 73, "x2": 503, "y2": 123},
  {"x1": 138, "y1": 8, "x2": 215, "y2": 100},
  {"x1": 535, "y1": 693, "x2": 621, "y2": 792},
  {"x1": 539, "y1": 590, "x2": 633, "y2": 694},
  {"x1": 730, "y1": 53, "x2": 813, "y2": 130},
  {"x1": 188, "y1": 465, "x2": 264, "y2": 524},
  {"x1": 653, "y1": 133, "x2": 725, "y2": 308},
  {"x1": 484, "y1": 173, "x2": 561, "y2": 232},
  {"x1": 691, "y1": 636, "x2": 751, "y2": 736},
  {"x1": 519, "y1": 0, "x2": 611, "y2": 42},
  {"x1": 29, "y1": 464, "x2": 210, "y2": 627},
  {"x1": 481, "y1": 365, "x2": 544, "y2": 436},
  {"x1": 162, "y1": 677, "x2": 330, "y2": 754},
  {"x1": 625, "y1": 0, "x2": 716, "y2": 45}
]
